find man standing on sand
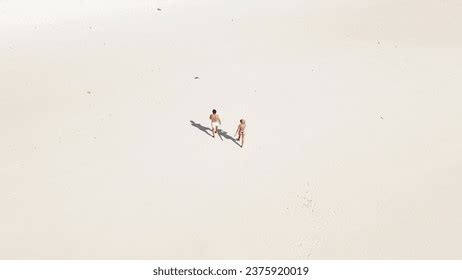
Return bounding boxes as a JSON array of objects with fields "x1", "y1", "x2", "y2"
[{"x1": 209, "y1": 109, "x2": 221, "y2": 138}]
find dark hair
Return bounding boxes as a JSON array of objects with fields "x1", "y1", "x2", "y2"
[{"x1": 212, "y1": 109, "x2": 217, "y2": 114}]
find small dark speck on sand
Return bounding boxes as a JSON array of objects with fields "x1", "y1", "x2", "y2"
[
  {"x1": 87, "y1": 91, "x2": 91, "y2": 94},
  {"x1": 157, "y1": 8, "x2": 162, "y2": 11},
  {"x1": 377, "y1": 41, "x2": 380, "y2": 44},
  {"x1": 194, "y1": 76, "x2": 200, "y2": 79},
  {"x1": 380, "y1": 116, "x2": 384, "y2": 119}
]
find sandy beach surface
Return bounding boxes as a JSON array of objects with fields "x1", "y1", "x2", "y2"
[{"x1": 1, "y1": 0, "x2": 462, "y2": 259}]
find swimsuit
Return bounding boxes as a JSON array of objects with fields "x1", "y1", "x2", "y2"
[{"x1": 239, "y1": 125, "x2": 245, "y2": 135}]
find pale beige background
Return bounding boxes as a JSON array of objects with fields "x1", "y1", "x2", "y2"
[{"x1": 1, "y1": 0, "x2": 461, "y2": 259}]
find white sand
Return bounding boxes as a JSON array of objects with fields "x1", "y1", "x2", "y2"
[{"x1": 1, "y1": 0, "x2": 462, "y2": 259}]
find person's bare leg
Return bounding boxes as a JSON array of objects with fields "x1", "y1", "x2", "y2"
[
  {"x1": 241, "y1": 134, "x2": 244, "y2": 147},
  {"x1": 212, "y1": 126, "x2": 215, "y2": 137}
]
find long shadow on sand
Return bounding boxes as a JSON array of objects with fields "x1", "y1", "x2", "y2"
[
  {"x1": 190, "y1": 120, "x2": 240, "y2": 147},
  {"x1": 218, "y1": 129, "x2": 241, "y2": 147},
  {"x1": 190, "y1": 120, "x2": 212, "y2": 137}
]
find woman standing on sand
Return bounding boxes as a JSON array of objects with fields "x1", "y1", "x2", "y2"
[{"x1": 235, "y1": 119, "x2": 246, "y2": 147}]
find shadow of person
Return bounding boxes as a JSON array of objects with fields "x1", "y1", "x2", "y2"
[
  {"x1": 219, "y1": 129, "x2": 241, "y2": 147},
  {"x1": 217, "y1": 128, "x2": 224, "y2": 141},
  {"x1": 190, "y1": 120, "x2": 212, "y2": 137}
]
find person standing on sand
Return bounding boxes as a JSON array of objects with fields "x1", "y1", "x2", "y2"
[
  {"x1": 209, "y1": 109, "x2": 221, "y2": 138},
  {"x1": 235, "y1": 119, "x2": 246, "y2": 147}
]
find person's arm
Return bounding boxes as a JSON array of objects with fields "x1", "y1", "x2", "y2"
[
  {"x1": 209, "y1": 114, "x2": 212, "y2": 120},
  {"x1": 218, "y1": 116, "x2": 222, "y2": 125},
  {"x1": 234, "y1": 125, "x2": 240, "y2": 137}
]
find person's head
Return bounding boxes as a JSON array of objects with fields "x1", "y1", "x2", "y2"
[
  {"x1": 212, "y1": 109, "x2": 217, "y2": 114},
  {"x1": 240, "y1": 119, "x2": 245, "y2": 124}
]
